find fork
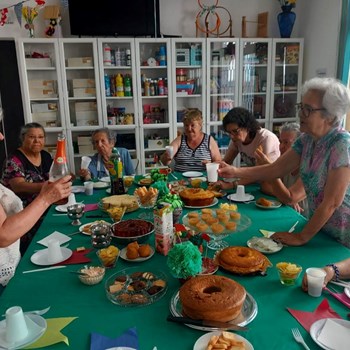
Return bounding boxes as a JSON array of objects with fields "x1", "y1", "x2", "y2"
[{"x1": 291, "y1": 328, "x2": 310, "y2": 350}]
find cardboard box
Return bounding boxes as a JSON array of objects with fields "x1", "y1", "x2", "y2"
[
  {"x1": 25, "y1": 58, "x2": 52, "y2": 68},
  {"x1": 78, "y1": 144, "x2": 94, "y2": 154},
  {"x1": 76, "y1": 111, "x2": 98, "y2": 126},
  {"x1": 31, "y1": 102, "x2": 58, "y2": 113},
  {"x1": 77, "y1": 136, "x2": 92, "y2": 145},
  {"x1": 148, "y1": 139, "x2": 167, "y2": 148},
  {"x1": 154, "y1": 204, "x2": 173, "y2": 256},
  {"x1": 29, "y1": 88, "x2": 57, "y2": 98},
  {"x1": 67, "y1": 57, "x2": 93, "y2": 67},
  {"x1": 72, "y1": 79, "x2": 95, "y2": 88},
  {"x1": 28, "y1": 80, "x2": 55, "y2": 88},
  {"x1": 73, "y1": 88, "x2": 96, "y2": 97},
  {"x1": 32, "y1": 111, "x2": 58, "y2": 126},
  {"x1": 75, "y1": 102, "x2": 97, "y2": 112}
]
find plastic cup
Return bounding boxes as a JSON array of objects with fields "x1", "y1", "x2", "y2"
[
  {"x1": 84, "y1": 181, "x2": 94, "y2": 196},
  {"x1": 47, "y1": 239, "x2": 64, "y2": 264},
  {"x1": 206, "y1": 162, "x2": 219, "y2": 182},
  {"x1": 67, "y1": 193, "x2": 76, "y2": 205},
  {"x1": 236, "y1": 185, "x2": 246, "y2": 199},
  {"x1": 81, "y1": 156, "x2": 91, "y2": 169},
  {"x1": 277, "y1": 264, "x2": 302, "y2": 286},
  {"x1": 165, "y1": 145, "x2": 174, "y2": 159},
  {"x1": 306, "y1": 267, "x2": 327, "y2": 297},
  {"x1": 5, "y1": 306, "x2": 29, "y2": 343}
]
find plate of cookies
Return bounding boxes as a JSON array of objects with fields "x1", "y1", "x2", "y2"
[
  {"x1": 105, "y1": 267, "x2": 167, "y2": 307},
  {"x1": 120, "y1": 242, "x2": 155, "y2": 262}
]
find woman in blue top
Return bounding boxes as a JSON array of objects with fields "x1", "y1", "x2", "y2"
[{"x1": 79, "y1": 128, "x2": 134, "y2": 180}]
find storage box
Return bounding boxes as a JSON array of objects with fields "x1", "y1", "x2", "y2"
[
  {"x1": 190, "y1": 47, "x2": 202, "y2": 65},
  {"x1": 75, "y1": 102, "x2": 97, "y2": 112},
  {"x1": 29, "y1": 88, "x2": 57, "y2": 98},
  {"x1": 73, "y1": 88, "x2": 96, "y2": 97},
  {"x1": 148, "y1": 139, "x2": 167, "y2": 148},
  {"x1": 78, "y1": 144, "x2": 94, "y2": 154},
  {"x1": 176, "y1": 48, "x2": 190, "y2": 66},
  {"x1": 25, "y1": 58, "x2": 52, "y2": 68},
  {"x1": 32, "y1": 111, "x2": 58, "y2": 126},
  {"x1": 77, "y1": 136, "x2": 92, "y2": 146},
  {"x1": 28, "y1": 80, "x2": 55, "y2": 88},
  {"x1": 31, "y1": 102, "x2": 58, "y2": 113},
  {"x1": 72, "y1": 79, "x2": 95, "y2": 88},
  {"x1": 176, "y1": 81, "x2": 195, "y2": 95},
  {"x1": 154, "y1": 204, "x2": 173, "y2": 256},
  {"x1": 76, "y1": 111, "x2": 97, "y2": 126},
  {"x1": 67, "y1": 57, "x2": 93, "y2": 67}
]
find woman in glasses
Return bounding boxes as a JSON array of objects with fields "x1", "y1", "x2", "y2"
[
  {"x1": 218, "y1": 77, "x2": 350, "y2": 248},
  {"x1": 216, "y1": 107, "x2": 280, "y2": 189}
]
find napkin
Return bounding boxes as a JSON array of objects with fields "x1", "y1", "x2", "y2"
[
  {"x1": 84, "y1": 204, "x2": 99, "y2": 212},
  {"x1": 259, "y1": 229, "x2": 274, "y2": 238},
  {"x1": 37, "y1": 231, "x2": 71, "y2": 247},
  {"x1": 324, "y1": 287, "x2": 350, "y2": 308},
  {"x1": 287, "y1": 298, "x2": 342, "y2": 332},
  {"x1": 90, "y1": 327, "x2": 138, "y2": 350},
  {"x1": 55, "y1": 248, "x2": 92, "y2": 266},
  {"x1": 316, "y1": 318, "x2": 350, "y2": 350},
  {"x1": 25, "y1": 317, "x2": 77, "y2": 349}
]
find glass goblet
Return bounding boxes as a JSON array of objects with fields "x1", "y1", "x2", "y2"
[
  {"x1": 134, "y1": 190, "x2": 159, "y2": 220},
  {"x1": 67, "y1": 203, "x2": 85, "y2": 226}
]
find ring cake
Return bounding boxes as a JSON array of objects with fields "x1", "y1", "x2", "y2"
[
  {"x1": 100, "y1": 194, "x2": 139, "y2": 212},
  {"x1": 215, "y1": 246, "x2": 271, "y2": 275},
  {"x1": 179, "y1": 188, "x2": 214, "y2": 207},
  {"x1": 179, "y1": 275, "x2": 246, "y2": 322}
]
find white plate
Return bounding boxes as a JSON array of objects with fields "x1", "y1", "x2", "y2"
[
  {"x1": 190, "y1": 176, "x2": 207, "y2": 182},
  {"x1": 37, "y1": 231, "x2": 71, "y2": 247},
  {"x1": 247, "y1": 237, "x2": 283, "y2": 254},
  {"x1": 345, "y1": 287, "x2": 350, "y2": 299},
  {"x1": 255, "y1": 200, "x2": 282, "y2": 209},
  {"x1": 310, "y1": 318, "x2": 350, "y2": 350},
  {"x1": 100, "y1": 176, "x2": 111, "y2": 183},
  {"x1": 184, "y1": 198, "x2": 219, "y2": 209},
  {"x1": 30, "y1": 247, "x2": 72, "y2": 266},
  {"x1": 182, "y1": 171, "x2": 203, "y2": 178},
  {"x1": 193, "y1": 331, "x2": 254, "y2": 350},
  {"x1": 0, "y1": 314, "x2": 47, "y2": 350},
  {"x1": 79, "y1": 221, "x2": 111, "y2": 236},
  {"x1": 71, "y1": 185, "x2": 85, "y2": 193},
  {"x1": 227, "y1": 194, "x2": 255, "y2": 202},
  {"x1": 93, "y1": 181, "x2": 109, "y2": 189},
  {"x1": 119, "y1": 246, "x2": 155, "y2": 262}
]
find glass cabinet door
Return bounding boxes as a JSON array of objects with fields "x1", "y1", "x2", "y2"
[{"x1": 270, "y1": 39, "x2": 303, "y2": 133}]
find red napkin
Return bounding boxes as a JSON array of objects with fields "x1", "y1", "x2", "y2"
[
  {"x1": 56, "y1": 248, "x2": 93, "y2": 265},
  {"x1": 324, "y1": 287, "x2": 350, "y2": 308},
  {"x1": 84, "y1": 204, "x2": 99, "y2": 212},
  {"x1": 287, "y1": 299, "x2": 342, "y2": 332}
]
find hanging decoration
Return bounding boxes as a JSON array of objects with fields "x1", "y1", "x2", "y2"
[
  {"x1": 22, "y1": 0, "x2": 46, "y2": 38},
  {"x1": 14, "y1": 3, "x2": 23, "y2": 26},
  {"x1": 0, "y1": 8, "x2": 8, "y2": 26},
  {"x1": 44, "y1": 6, "x2": 61, "y2": 37}
]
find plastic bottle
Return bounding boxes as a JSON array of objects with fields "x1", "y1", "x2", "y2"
[
  {"x1": 116, "y1": 74, "x2": 124, "y2": 97},
  {"x1": 115, "y1": 47, "x2": 121, "y2": 66},
  {"x1": 104, "y1": 74, "x2": 111, "y2": 97},
  {"x1": 158, "y1": 78, "x2": 164, "y2": 96},
  {"x1": 164, "y1": 78, "x2": 168, "y2": 95},
  {"x1": 141, "y1": 74, "x2": 146, "y2": 96},
  {"x1": 159, "y1": 45, "x2": 166, "y2": 66},
  {"x1": 106, "y1": 147, "x2": 125, "y2": 195},
  {"x1": 103, "y1": 44, "x2": 112, "y2": 66},
  {"x1": 124, "y1": 74, "x2": 132, "y2": 97},
  {"x1": 144, "y1": 79, "x2": 150, "y2": 96},
  {"x1": 126, "y1": 49, "x2": 131, "y2": 66}
]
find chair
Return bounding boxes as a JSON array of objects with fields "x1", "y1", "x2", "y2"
[{"x1": 131, "y1": 159, "x2": 139, "y2": 173}]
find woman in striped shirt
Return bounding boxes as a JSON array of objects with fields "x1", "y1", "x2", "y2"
[{"x1": 160, "y1": 109, "x2": 221, "y2": 172}]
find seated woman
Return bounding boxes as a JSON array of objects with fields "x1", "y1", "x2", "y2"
[
  {"x1": 159, "y1": 109, "x2": 221, "y2": 172},
  {"x1": 79, "y1": 128, "x2": 134, "y2": 181},
  {"x1": 1, "y1": 122, "x2": 52, "y2": 207},
  {"x1": 216, "y1": 107, "x2": 280, "y2": 189}
]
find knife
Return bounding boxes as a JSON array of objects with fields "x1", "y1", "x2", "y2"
[{"x1": 166, "y1": 315, "x2": 248, "y2": 331}]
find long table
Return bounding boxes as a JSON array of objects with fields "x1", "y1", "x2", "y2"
[{"x1": 1, "y1": 178, "x2": 350, "y2": 350}]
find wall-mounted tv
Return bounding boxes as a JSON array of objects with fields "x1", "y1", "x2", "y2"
[{"x1": 68, "y1": 0, "x2": 160, "y2": 37}]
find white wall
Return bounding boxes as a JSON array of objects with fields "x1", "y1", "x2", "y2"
[{"x1": 0, "y1": 0, "x2": 343, "y2": 81}]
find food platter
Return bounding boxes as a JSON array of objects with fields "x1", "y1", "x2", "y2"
[
  {"x1": 184, "y1": 198, "x2": 219, "y2": 209},
  {"x1": 247, "y1": 236, "x2": 283, "y2": 254},
  {"x1": 79, "y1": 221, "x2": 111, "y2": 236},
  {"x1": 119, "y1": 246, "x2": 155, "y2": 262},
  {"x1": 193, "y1": 331, "x2": 254, "y2": 350},
  {"x1": 255, "y1": 200, "x2": 282, "y2": 209},
  {"x1": 170, "y1": 291, "x2": 258, "y2": 331}
]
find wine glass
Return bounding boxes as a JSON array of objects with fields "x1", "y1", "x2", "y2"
[{"x1": 67, "y1": 203, "x2": 85, "y2": 226}]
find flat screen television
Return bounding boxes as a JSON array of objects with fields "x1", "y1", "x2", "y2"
[{"x1": 68, "y1": 0, "x2": 160, "y2": 37}]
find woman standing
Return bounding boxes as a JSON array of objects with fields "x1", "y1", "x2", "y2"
[
  {"x1": 218, "y1": 77, "x2": 350, "y2": 248},
  {"x1": 1, "y1": 122, "x2": 52, "y2": 207}
]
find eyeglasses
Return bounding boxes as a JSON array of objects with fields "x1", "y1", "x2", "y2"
[
  {"x1": 295, "y1": 103, "x2": 326, "y2": 118},
  {"x1": 224, "y1": 127, "x2": 241, "y2": 136}
]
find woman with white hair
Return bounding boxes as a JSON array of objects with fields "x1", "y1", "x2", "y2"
[{"x1": 218, "y1": 77, "x2": 350, "y2": 247}]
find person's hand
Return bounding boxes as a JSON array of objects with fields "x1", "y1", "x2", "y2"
[
  {"x1": 39, "y1": 175, "x2": 72, "y2": 205},
  {"x1": 78, "y1": 168, "x2": 91, "y2": 180},
  {"x1": 255, "y1": 149, "x2": 272, "y2": 166},
  {"x1": 302, "y1": 267, "x2": 334, "y2": 292},
  {"x1": 160, "y1": 152, "x2": 172, "y2": 165},
  {"x1": 211, "y1": 180, "x2": 234, "y2": 191},
  {"x1": 292, "y1": 203, "x2": 304, "y2": 214},
  {"x1": 217, "y1": 162, "x2": 237, "y2": 178},
  {"x1": 270, "y1": 231, "x2": 306, "y2": 246}
]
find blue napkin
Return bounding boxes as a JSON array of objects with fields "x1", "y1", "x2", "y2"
[{"x1": 90, "y1": 327, "x2": 138, "y2": 350}]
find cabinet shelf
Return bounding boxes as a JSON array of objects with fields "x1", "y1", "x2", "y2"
[{"x1": 26, "y1": 67, "x2": 57, "y2": 71}]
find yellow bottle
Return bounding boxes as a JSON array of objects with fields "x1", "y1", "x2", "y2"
[{"x1": 116, "y1": 74, "x2": 124, "y2": 97}]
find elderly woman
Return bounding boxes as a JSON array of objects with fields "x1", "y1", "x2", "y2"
[
  {"x1": 256, "y1": 122, "x2": 308, "y2": 217},
  {"x1": 160, "y1": 109, "x2": 221, "y2": 172},
  {"x1": 1, "y1": 123, "x2": 52, "y2": 207},
  {"x1": 79, "y1": 128, "x2": 134, "y2": 181},
  {"x1": 218, "y1": 77, "x2": 350, "y2": 248},
  {"x1": 0, "y1": 125, "x2": 71, "y2": 293}
]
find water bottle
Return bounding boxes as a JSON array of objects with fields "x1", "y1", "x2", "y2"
[{"x1": 103, "y1": 44, "x2": 112, "y2": 66}]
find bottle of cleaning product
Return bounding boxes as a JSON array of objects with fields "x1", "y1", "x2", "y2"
[
  {"x1": 116, "y1": 73, "x2": 124, "y2": 97},
  {"x1": 103, "y1": 44, "x2": 112, "y2": 66},
  {"x1": 124, "y1": 74, "x2": 132, "y2": 97}
]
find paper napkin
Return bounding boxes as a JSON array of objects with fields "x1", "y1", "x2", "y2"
[
  {"x1": 316, "y1": 318, "x2": 350, "y2": 350},
  {"x1": 324, "y1": 287, "x2": 350, "y2": 308},
  {"x1": 259, "y1": 229, "x2": 274, "y2": 238},
  {"x1": 55, "y1": 248, "x2": 92, "y2": 266},
  {"x1": 90, "y1": 327, "x2": 138, "y2": 350},
  {"x1": 287, "y1": 298, "x2": 342, "y2": 332},
  {"x1": 25, "y1": 317, "x2": 77, "y2": 349},
  {"x1": 37, "y1": 231, "x2": 71, "y2": 247},
  {"x1": 84, "y1": 204, "x2": 99, "y2": 212}
]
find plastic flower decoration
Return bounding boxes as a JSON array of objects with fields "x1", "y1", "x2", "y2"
[
  {"x1": 278, "y1": 0, "x2": 296, "y2": 7},
  {"x1": 22, "y1": 1, "x2": 45, "y2": 37},
  {"x1": 167, "y1": 241, "x2": 202, "y2": 279}
]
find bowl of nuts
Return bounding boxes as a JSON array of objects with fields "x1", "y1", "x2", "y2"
[{"x1": 78, "y1": 265, "x2": 105, "y2": 285}]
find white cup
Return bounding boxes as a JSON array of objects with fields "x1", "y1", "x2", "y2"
[
  {"x1": 306, "y1": 267, "x2": 327, "y2": 297},
  {"x1": 84, "y1": 181, "x2": 94, "y2": 196},
  {"x1": 81, "y1": 156, "x2": 91, "y2": 169},
  {"x1": 236, "y1": 185, "x2": 246, "y2": 199},
  {"x1": 165, "y1": 145, "x2": 174, "y2": 159},
  {"x1": 67, "y1": 193, "x2": 76, "y2": 205},
  {"x1": 5, "y1": 306, "x2": 29, "y2": 343},
  {"x1": 206, "y1": 162, "x2": 219, "y2": 182},
  {"x1": 47, "y1": 239, "x2": 63, "y2": 264}
]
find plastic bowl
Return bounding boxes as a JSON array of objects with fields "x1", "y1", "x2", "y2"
[
  {"x1": 276, "y1": 262, "x2": 302, "y2": 286},
  {"x1": 78, "y1": 266, "x2": 105, "y2": 285},
  {"x1": 111, "y1": 219, "x2": 154, "y2": 245},
  {"x1": 96, "y1": 246, "x2": 120, "y2": 268}
]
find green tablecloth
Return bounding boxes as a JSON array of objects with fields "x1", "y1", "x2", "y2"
[{"x1": 1, "y1": 177, "x2": 349, "y2": 350}]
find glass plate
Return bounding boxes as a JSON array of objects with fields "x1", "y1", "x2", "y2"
[
  {"x1": 169, "y1": 290, "x2": 258, "y2": 331},
  {"x1": 247, "y1": 237, "x2": 283, "y2": 254}
]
